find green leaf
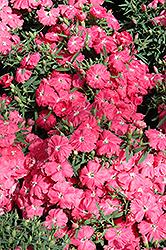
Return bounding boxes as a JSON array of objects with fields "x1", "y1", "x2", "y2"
[
  {"x1": 133, "y1": 146, "x2": 147, "y2": 154},
  {"x1": 71, "y1": 51, "x2": 81, "y2": 63},
  {"x1": 23, "y1": 75, "x2": 38, "y2": 87},
  {"x1": 103, "y1": 213, "x2": 113, "y2": 222},
  {"x1": 54, "y1": 67, "x2": 70, "y2": 71},
  {"x1": 103, "y1": 45, "x2": 108, "y2": 59},
  {"x1": 69, "y1": 87, "x2": 78, "y2": 93},
  {"x1": 125, "y1": 145, "x2": 133, "y2": 162},
  {"x1": 157, "y1": 115, "x2": 166, "y2": 128},
  {"x1": 113, "y1": 211, "x2": 124, "y2": 219},
  {"x1": 85, "y1": 30, "x2": 89, "y2": 45},
  {"x1": 137, "y1": 151, "x2": 150, "y2": 165}
]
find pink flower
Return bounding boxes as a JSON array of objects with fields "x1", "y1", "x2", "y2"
[
  {"x1": 48, "y1": 72, "x2": 72, "y2": 93},
  {"x1": 0, "y1": 6, "x2": 24, "y2": 29},
  {"x1": 145, "y1": 129, "x2": 166, "y2": 151},
  {"x1": 0, "y1": 0, "x2": 8, "y2": 8},
  {"x1": 95, "y1": 130, "x2": 121, "y2": 156},
  {"x1": 105, "y1": 11, "x2": 121, "y2": 31},
  {"x1": 99, "y1": 197, "x2": 122, "y2": 215},
  {"x1": 108, "y1": 49, "x2": 131, "y2": 73},
  {"x1": 148, "y1": 0, "x2": 166, "y2": 7},
  {"x1": 90, "y1": 6, "x2": 107, "y2": 18},
  {"x1": 70, "y1": 127, "x2": 97, "y2": 152},
  {"x1": 29, "y1": 173, "x2": 50, "y2": 199},
  {"x1": 37, "y1": 7, "x2": 60, "y2": 26},
  {"x1": 43, "y1": 160, "x2": 73, "y2": 182},
  {"x1": 10, "y1": 0, "x2": 30, "y2": 10},
  {"x1": 48, "y1": 135, "x2": 72, "y2": 162},
  {"x1": 86, "y1": 64, "x2": 111, "y2": 89},
  {"x1": 71, "y1": 225, "x2": 95, "y2": 250},
  {"x1": 79, "y1": 160, "x2": 108, "y2": 189},
  {"x1": 0, "y1": 74, "x2": 13, "y2": 88},
  {"x1": 67, "y1": 35, "x2": 84, "y2": 54},
  {"x1": 105, "y1": 222, "x2": 136, "y2": 249},
  {"x1": 36, "y1": 78, "x2": 57, "y2": 107},
  {"x1": 138, "y1": 214, "x2": 166, "y2": 242},
  {"x1": 130, "y1": 192, "x2": 162, "y2": 222},
  {"x1": 21, "y1": 52, "x2": 41, "y2": 70},
  {"x1": 43, "y1": 208, "x2": 68, "y2": 230},
  {"x1": 36, "y1": 110, "x2": 57, "y2": 131},
  {"x1": 93, "y1": 35, "x2": 117, "y2": 54},
  {"x1": 15, "y1": 67, "x2": 32, "y2": 83},
  {"x1": 117, "y1": 31, "x2": 133, "y2": 45},
  {"x1": 151, "y1": 10, "x2": 166, "y2": 26},
  {"x1": 48, "y1": 181, "x2": 75, "y2": 209},
  {"x1": 0, "y1": 36, "x2": 12, "y2": 55}
]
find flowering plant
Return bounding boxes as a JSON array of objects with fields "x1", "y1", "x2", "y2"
[{"x1": 0, "y1": 0, "x2": 166, "y2": 249}]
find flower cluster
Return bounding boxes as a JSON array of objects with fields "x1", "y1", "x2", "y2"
[{"x1": 0, "y1": 0, "x2": 166, "y2": 249}]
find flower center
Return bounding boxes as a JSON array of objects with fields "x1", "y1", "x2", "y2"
[{"x1": 79, "y1": 136, "x2": 84, "y2": 142}]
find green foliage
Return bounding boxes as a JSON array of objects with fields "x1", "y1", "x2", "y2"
[
  {"x1": 0, "y1": 210, "x2": 71, "y2": 250},
  {"x1": 108, "y1": 0, "x2": 166, "y2": 73}
]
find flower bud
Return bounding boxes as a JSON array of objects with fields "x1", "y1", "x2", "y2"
[
  {"x1": 14, "y1": 96, "x2": 21, "y2": 103},
  {"x1": 132, "y1": 19, "x2": 137, "y2": 24},
  {"x1": 153, "y1": 66, "x2": 159, "y2": 73},
  {"x1": 142, "y1": 4, "x2": 147, "y2": 11}
]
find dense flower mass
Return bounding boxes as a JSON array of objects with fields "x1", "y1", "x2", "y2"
[{"x1": 0, "y1": 0, "x2": 166, "y2": 249}]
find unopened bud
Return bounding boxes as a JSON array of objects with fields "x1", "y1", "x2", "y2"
[
  {"x1": 142, "y1": 4, "x2": 147, "y2": 11},
  {"x1": 14, "y1": 96, "x2": 21, "y2": 103},
  {"x1": 149, "y1": 29, "x2": 152, "y2": 35},
  {"x1": 43, "y1": 60, "x2": 47, "y2": 67},
  {"x1": 132, "y1": 19, "x2": 137, "y2": 24},
  {"x1": 153, "y1": 66, "x2": 159, "y2": 73}
]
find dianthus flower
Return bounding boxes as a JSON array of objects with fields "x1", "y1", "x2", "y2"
[
  {"x1": 93, "y1": 35, "x2": 117, "y2": 54},
  {"x1": 108, "y1": 49, "x2": 131, "y2": 73},
  {"x1": 15, "y1": 67, "x2": 32, "y2": 83},
  {"x1": 10, "y1": 0, "x2": 30, "y2": 10},
  {"x1": 47, "y1": 135, "x2": 72, "y2": 162},
  {"x1": 151, "y1": 10, "x2": 166, "y2": 26},
  {"x1": 36, "y1": 110, "x2": 57, "y2": 131},
  {"x1": 89, "y1": 5, "x2": 107, "y2": 18},
  {"x1": 70, "y1": 127, "x2": 97, "y2": 152},
  {"x1": 67, "y1": 35, "x2": 84, "y2": 54},
  {"x1": 86, "y1": 64, "x2": 111, "y2": 89},
  {"x1": 43, "y1": 160, "x2": 73, "y2": 182},
  {"x1": 0, "y1": 36, "x2": 13, "y2": 55},
  {"x1": 0, "y1": 74, "x2": 13, "y2": 88},
  {"x1": 105, "y1": 11, "x2": 121, "y2": 30},
  {"x1": 71, "y1": 225, "x2": 95, "y2": 250},
  {"x1": 130, "y1": 192, "x2": 162, "y2": 222},
  {"x1": 79, "y1": 160, "x2": 108, "y2": 189},
  {"x1": 148, "y1": 0, "x2": 166, "y2": 7},
  {"x1": 105, "y1": 222, "x2": 136, "y2": 249},
  {"x1": 21, "y1": 52, "x2": 41, "y2": 70},
  {"x1": 0, "y1": 0, "x2": 8, "y2": 8},
  {"x1": 37, "y1": 7, "x2": 60, "y2": 26},
  {"x1": 0, "y1": 6, "x2": 24, "y2": 29},
  {"x1": 48, "y1": 181, "x2": 75, "y2": 209},
  {"x1": 138, "y1": 214, "x2": 166, "y2": 242},
  {"x1": 42, "y1": 208, "x2": 68, "y2": 230},
  {"x1": 95, "y1": 130, "x2": 121, "y2": 156},
  {"x1": 48, "y1": 72, "x2": 72, "y2": 93},
  {"x1": 36, "y1": 78, "x2": 58, "y2": 107},
  {"x1": 145, "y1": 129, "x2": 166, "y2": 151}
]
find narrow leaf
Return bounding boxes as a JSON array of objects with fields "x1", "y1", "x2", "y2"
[
  {"x1": 157, "y1": 115, "x2": 166, "y2": 128},
  {"x1": 137, "y1": 151, "x2": 150, "y2": 165},
  {"x1": 103, "y1": 45, "x2": 108, "y2": 59}
]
